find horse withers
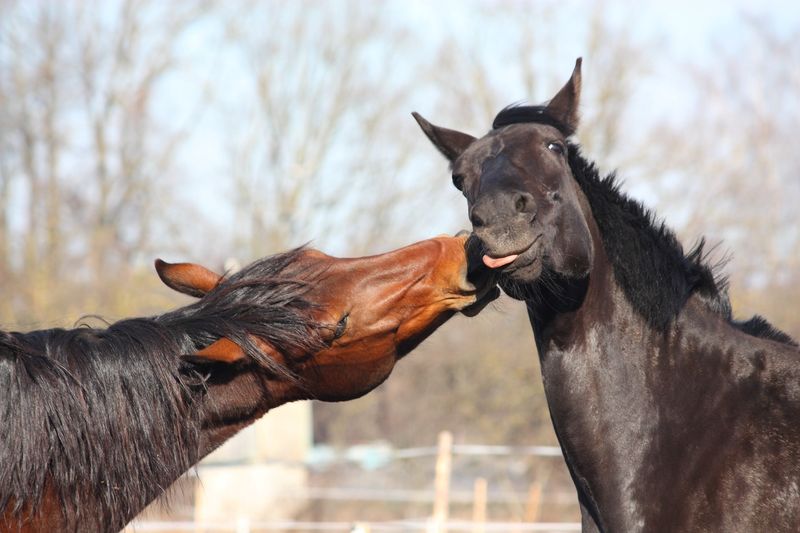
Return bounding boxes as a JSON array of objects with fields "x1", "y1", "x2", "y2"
[
  {"x1": 415, "y1": 60, "x2": 800, "y2": 532},
  {"x1": 0, "y1": 234, "x2": 497, "y2": 533}
]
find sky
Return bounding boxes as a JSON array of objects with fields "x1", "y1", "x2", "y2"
[
  {"x1": 4, "y1": 0, "x2": 799, "y2": 262},
  {"x1": 163, "y1": 0, "x2": 800, "y2": 256}
]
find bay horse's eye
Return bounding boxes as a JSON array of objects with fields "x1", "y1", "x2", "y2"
[
  {"x1": 547, "y1": 141, "x2": 565, "y2": 155},
  {"x1": 333, "y1": 314, "x2": 349, "y2": 340},
  {"x1": 452, "y1": 173, "x2": 465, "y2": 190}
]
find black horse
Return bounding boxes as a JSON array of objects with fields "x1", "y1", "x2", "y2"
[{"x1": 414, "y1": 59, "x2": 800, "y2": 532}]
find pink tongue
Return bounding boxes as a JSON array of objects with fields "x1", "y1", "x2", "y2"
[{"x1": 482, "y1": 254, "x2": 518, "y2": 269}]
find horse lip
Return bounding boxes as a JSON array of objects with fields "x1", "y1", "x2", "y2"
[
  {"x1": 482, "y1": 235, "x2": 541, "y2": 270},
  {"x1": 502, "y1": 254, "x2": 538, "y2": 274},
  {"x1": 460, "y1": 286, "x2": 501, "y2": 317}
]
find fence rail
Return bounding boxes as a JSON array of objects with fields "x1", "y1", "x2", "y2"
[
  {"x1": 130, "y1": 432, "x2": 576, "y2": 531},
  {"x1": 200, "y1": 443, "x2": 563, "y2": 470},
  {"x1": 393, "y1": 445, "x2": 563, "y2": 459},
  {"x1": 127, "y1": 518, "x2": 582, "y2": 532},
  {"x1": 296, "y1": 487, "x2": 575, "y2": 505}
]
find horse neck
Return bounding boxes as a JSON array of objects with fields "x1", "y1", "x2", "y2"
[
  {"x1": 526, "y1": 204, "x2": 665, "y2": 531},
  {"x1": 120, "y1": 361, "x2": 298, "y2": 526},
  {"x1": 1, "y1": 324, "x2": 199, "y2": 531},
  {"x1": 194, "y1": 368, "x2": 297, "y2": 459},
  {"x1": 526, "y1": 199, "x2": 800, "y2": 531},
  {"x1": 530, "y1": 224, "x2": 800, "y2": 532}
]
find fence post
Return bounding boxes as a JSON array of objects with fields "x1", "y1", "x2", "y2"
[
  {"x1": 524, "y1": 482, "x2": 543, "y2": 523},
  {"x1": 194, "y1": 476, "x2": 205, "y2": 533},
  {"x1": 472, "y1": 477, "x2": 487, "y2": 533},
  {"x1": 432, "y1": 430, "x2": 453, "y2": 533}
]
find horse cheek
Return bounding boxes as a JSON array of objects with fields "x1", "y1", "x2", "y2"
[{"x1": 555, "y1": 209, "x2": 594, "y2": 278}]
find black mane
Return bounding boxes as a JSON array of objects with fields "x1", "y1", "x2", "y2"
[
  {"x1": 567, "y1": 146, "x2": 796, "y2": 345},
  {"x1": 0, "y1": 248, "x2": 326, "y2": 531},
  {"x1": 491, "y1": 106, "x2": 795, "y2": 345},
  {"x1": 493, "y1": 104, "x2": 573, "y2": 136}
]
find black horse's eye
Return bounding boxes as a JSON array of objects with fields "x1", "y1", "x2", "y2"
[
  {"x1": 452, "y1": 173, "x2": 465, "y2": 190},
  {"x1": 547, "y1": 141, "x2": 565, "y2": 155},
  {"x1": 333, "y1": 314, "x2": 348, "y2": 340}
]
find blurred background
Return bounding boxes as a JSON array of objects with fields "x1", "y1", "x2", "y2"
[{"x1": 1, "y1": 0, "x2": 799, "y2": 531}]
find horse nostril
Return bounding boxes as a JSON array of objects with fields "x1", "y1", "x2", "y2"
[
  {"x1": 514, "y1": 193, "x2": 536, "y2": 215},
  {"x1": 470, "y1": 212, "x2": 486, "y2": 228}
]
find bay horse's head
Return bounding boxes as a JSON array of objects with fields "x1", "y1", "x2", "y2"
[
  {"x1": 156, "y1": 234, "x2": 498, "y2": 403},
  {"x1": 413, "y1": 59, "x2": 593, "y2": 297}
]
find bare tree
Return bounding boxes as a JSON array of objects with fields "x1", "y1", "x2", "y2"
[
  {"x1": 221, "y1": 1, "x2": 434, "y2": 257},
  {"x1": 0, "y1": 0, "x2": 213, "y2": 324},
  {"x1": 639, "y1": 16, "x2": 800, "y2": 334},
  {"x1": 422, "y1": 2, "x2": 648, "y2": 167}
]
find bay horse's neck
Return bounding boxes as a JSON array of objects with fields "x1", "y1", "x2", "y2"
[
  {"x1": 127, "y1": 366, "x2": 296, "y2": 524},
  {"x1": 195, "y1": 368, "x2": 296, "y2": 459},
  {"x1": 0, "y1": 324, "x2": 287, "y2": 533}
]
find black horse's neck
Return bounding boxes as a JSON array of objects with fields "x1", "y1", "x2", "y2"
[
  {"x1": 517, "y1": 149, "x2": 719, "y2": 531},
  {"x1": 521, "y1": 197, "x2": 634, "y2": 532},
  {"x1": 519, "y1": 150, "x2": 800, "y2": 532}
]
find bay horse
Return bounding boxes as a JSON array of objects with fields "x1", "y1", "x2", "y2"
[
  {"x1": 414, "y1": 60, "x2": 800, "y2": 532},
  {"x1": 0, "y1": 235, "x2": 497, "y2": 532}
]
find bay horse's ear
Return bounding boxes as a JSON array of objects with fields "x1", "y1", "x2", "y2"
[
  {"x1": 545, "y1": 57, "x2": 582, "y2": 135},
  {"x1": 190, "y1": 337, "x2": 246, "y2": 364},
  {"x1": 155, "y1": 259, "x2": 222, "y2": 298},
  {"x1": 187, "y1": 335, "x2": 282, "y2": 365},
  {"x1": 412, "y1": 112, "x2": 476, "y2": 162}
]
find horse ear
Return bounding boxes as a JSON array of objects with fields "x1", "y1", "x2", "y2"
[
  {"x1": 545, "y1": 57, "x2": 582, "y2": 135},
  {"x1": 412, "y1": 112, "x2": 476, "y2": 162},
  {"x1": 187, "y1": 335, "x2": 282, "y2": 365},
  {"x1": 155, "y1": 259, "x2": 221, "y2": 298},
  {"x1": 190, "y1": 337, "x2": 246, "y2": 364}
]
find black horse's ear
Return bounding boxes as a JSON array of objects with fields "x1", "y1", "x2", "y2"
[
  {"x1": 545, "y1": 57, "x2": 582, "y2": 135},
  {"x1": 412, "y1": 112, "x2": 476, "y2": 162},
  {"x1": 155, "y1": 259, "x2": 222, "y2": 298}
]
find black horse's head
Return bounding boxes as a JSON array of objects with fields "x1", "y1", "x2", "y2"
[{"x1": 414, "y1": 59, "x2": 593, "y2": 297}]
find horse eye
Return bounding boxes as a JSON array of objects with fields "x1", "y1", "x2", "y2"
[
  {"x1": 547, "y1": 142, "x2": 565, "y2": 155},
  {"x1": 333, "y1": 314, "x2": 348, "y2": 340},
  {"x1": 452, "y1": 174, "x2": 465, "y2": 190}
]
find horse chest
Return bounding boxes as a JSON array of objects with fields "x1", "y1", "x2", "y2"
[{"x1": 537, "y1": 321, "x2": 672, "y2": 532}]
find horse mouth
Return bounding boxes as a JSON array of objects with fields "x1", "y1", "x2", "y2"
[
  {"x1": 461, "y1": 285, "x2": 501, "y2": 317},
  {"x1": 483, "y1": 253, "x2": 518, "y2": 269},
  {"x1": 481, "y1": 235, "x2": 541, "y2": 271}
]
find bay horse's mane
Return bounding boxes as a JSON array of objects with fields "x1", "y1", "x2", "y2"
[
  {"x1": 0, "y1": 248, "x2": 326, "y2": 530},
  {"x1": 492, "y1": 105, "x2": 796, "y2": 346}
]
